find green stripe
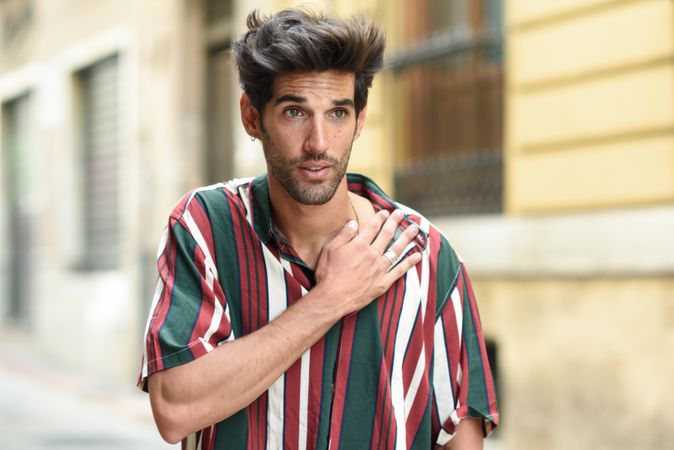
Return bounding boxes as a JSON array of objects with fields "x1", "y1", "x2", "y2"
[
  {"x1": 197, "y1": 189, "x2": 244, "y2": 338},
  {"x1": 315, "y1": 322, "x2": 341, "y2": 449},
  {"x1": 409, "y1": 397, "x2": 432, "y2": 449},
  {"x1": 158, "y1": 221, "x2": 203, "y2": 368},
  {"x1": 214, "y1": 410, "x2": 247, "y2": 449},
  {"x1": 435, "y1": 235, "x2": 461, "y2": 318},
  {"x1": 338, "y1": 302, "x2": 383, "y2": 448},
  {"x1": 196, "y1": 188, "x2": 253, "y2": 448},
  {"x1": 461, "y1": 272, "x2": 492, "y2": 418}
]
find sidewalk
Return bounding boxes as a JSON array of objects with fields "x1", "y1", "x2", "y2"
[
  {"x1": 0, "y1": 332, "x2": 174, "y2": 450},
  {"x1": 0, "y1": 331, "x2": 502, "y2": 449}
]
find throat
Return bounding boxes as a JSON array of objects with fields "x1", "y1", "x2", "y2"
[{"x1": 291, "y1": 241, "x2": 326, "y2": 270}]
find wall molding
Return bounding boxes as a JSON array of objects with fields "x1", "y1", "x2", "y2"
[{"x1": 434, "y1": 205, "x2": 674, "y2": 277}]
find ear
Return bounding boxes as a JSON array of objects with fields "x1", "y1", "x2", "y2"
[
  {"x1": 240, "y1": 93, "x2": 262, "y2": 138},
  {"x1": 354, "y1": 105, "x2": 367, "y2": 140}
]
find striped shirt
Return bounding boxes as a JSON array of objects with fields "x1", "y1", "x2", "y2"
[{"x1": 139, "y1": 173, "x2": 498, "y2": 450}]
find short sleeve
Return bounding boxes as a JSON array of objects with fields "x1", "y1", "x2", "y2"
[
  {"x1": 432, "y1": 262, "x2": 499, "y2": 446},
  {"x1": 138, "y1": 206, "x2": 233, "y2": 391}
]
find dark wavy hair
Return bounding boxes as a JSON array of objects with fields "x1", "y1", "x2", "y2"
[{"x1": 232, "y1": 8, "x2": 386, "y2": 114}]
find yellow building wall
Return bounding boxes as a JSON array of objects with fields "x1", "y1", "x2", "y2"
[
  {"x1": 506, "y1": 0, "x2": 674, "y2": 212},
  {"x1": 476, "y1": 275, "x2": 674, "y2": 450}
]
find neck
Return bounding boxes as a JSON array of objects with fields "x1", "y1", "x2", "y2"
[{"x1": 268, "y1": 177, "x2": 356, "y2": 268}]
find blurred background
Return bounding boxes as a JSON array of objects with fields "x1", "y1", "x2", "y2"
[{"x1": 1, "y1": 0, "x2": 673, "y2": 449}]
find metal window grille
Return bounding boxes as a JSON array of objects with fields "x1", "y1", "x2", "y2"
[
  {"x1": 390, "y1": 0, "x2": 504, "y2": 216},
  {"x1": 78, "y1": 55, "x2": 120, "y2": 270}
]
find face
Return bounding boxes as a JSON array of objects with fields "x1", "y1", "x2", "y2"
[{"x1": 243, "y1": 71, "x2": 366, "y2": 206}]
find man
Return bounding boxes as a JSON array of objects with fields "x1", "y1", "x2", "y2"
[{"x1": 139, "y1": 8, "x2": 498, "y2": 450}]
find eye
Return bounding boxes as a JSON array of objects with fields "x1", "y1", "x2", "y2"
[
  {"x1": 331, "y1": 109, "x2": 348, "y2": 119},
  {"x1": 285, "y1": 107, "x2": 303, "y2": 118}
]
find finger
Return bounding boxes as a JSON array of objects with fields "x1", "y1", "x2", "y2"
[
  {"x1": 384, "y1": 251, "x2": 422, "y2": 281},
  {"x1": 357, "y1": 209, "x2": 390, "y2": 244},
  {"x1": 371, "y1": 209, "x2": 405, "y2": 253},
  {"x1": 380, "y1": 222, "x2": 419, "y2": 266},
  {"x1": 327, "y1": 219, "x2": 359, "y2": 248},
  {"x1": 375, "y1": 222, "x2": 419, "y2": 271}
]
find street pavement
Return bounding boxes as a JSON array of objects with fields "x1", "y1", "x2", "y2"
[
  {"x1": 0, "y1": 335, "x2": 174, "y2": 450},
  {"x1": 0, "y1": 333, "x2": 501, "y2": 450}
]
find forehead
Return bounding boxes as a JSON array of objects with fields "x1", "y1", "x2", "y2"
[{"x1": 271, "y1": 71, "x2": 356, "y2": 101}]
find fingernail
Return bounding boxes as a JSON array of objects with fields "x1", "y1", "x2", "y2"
[
  {"x1": 392, "y1": 209, "x2": 403, "y2": 217},
  {"x1": 409, "y1": 224, "x2": 418, "y2": 233},
  {"x1": 346, "y1": 219, "x2": 358, "y2": 229},
  {"x1": 380, "y1": 210, "x2": 390, "y2": 217}
]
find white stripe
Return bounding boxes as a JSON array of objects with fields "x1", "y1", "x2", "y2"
[
  {"x1": 184, "y1": 432, "x2": 197, "y2": 450},
  {"x1": 390, "y1": 271, "x2": 424, "y2": 449},
  {"x1": 183, "y1": 210, "x2": 229, "y2": 346},
  {"x1": 141, "y1": 276, "x2": 165, "y2": 380},
  {"x1": 298, "y1": 303, "x2": 311, "y2": 450},
  {"x1": 451, "y1": 287, "x2": 463, "y2": 347},
  {"x1": 403, "y1": 219, "x2": 432, "y2": 415},
  {"x1": 435, "y1": 286, "x2": 464, "y2": 422},
  {"x1": 184, "y1": 182, "x2": 226, "y2": 206},
  {"x1": 433, "y1": 316, "x2": 454, "y2": 422},
  {"x1": 403, "y1": 349, "x2": 426, "y2": 416},
  {"x1": 417, "y1": 217, "x2": 431, "y2": 322},
  {"x1": 436, "y1": 428, "x2": 452, "y2": 446},
  {"x1": 198, "y1": 337, "x2": 214, "y2": 352},
  {"x1": 141, "y1": 227, "x2": 170, "y2": 379},
  {"x1": 263, "y1": 244, "x2": 288, "y2": 449},
  {"x1": 183, "y1": 210, "x2": 219, "y2": 279},
  {"x1": 238, "y1": 183, "x2": 254, "y2": 223}
]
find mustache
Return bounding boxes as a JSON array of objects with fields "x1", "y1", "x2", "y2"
[{"x1": 288, "y1": 154, "x2": 339, "y2": 165}]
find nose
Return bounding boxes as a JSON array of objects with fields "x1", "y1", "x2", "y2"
[{"x1": 304, "y1": 117, "x2": 329, "y2": 154}]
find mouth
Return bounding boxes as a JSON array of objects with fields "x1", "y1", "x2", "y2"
[{"x1": 297, "y1": 163, "x2": 332, "y2": 180}]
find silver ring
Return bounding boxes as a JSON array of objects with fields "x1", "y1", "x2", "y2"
[{"x1": 383, "y1": 248, "x2": 397, "y2": 266}]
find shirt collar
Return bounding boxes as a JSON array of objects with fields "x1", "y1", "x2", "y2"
[{"x1": 250, "y1": 172, "x2": 428, "y2": 251}]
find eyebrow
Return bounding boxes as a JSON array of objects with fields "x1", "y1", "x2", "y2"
[{"x1": 274, "y1": 94, "x2": 355, "y2": 108}]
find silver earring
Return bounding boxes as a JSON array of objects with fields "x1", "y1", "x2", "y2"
[{"x1": 250, "y1": 136, "x2": 256, "y2": 142}]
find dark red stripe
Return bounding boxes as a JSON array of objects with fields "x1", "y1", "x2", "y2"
[
  {"x1": 402, "y1": 308, "x2": 423, "y2": 396},
  {"x1": 369, "y1": 357, "x2": 389, "y2": 450},
  {"x1": 404, "y1": 373, "x2": 431, "y2": 445},
  {"x1": 241, "y1": 196, "x2": 267, "y2": 333},
  {"x1": 188, "y1": 245, "x2": 215, "y2": 359},
  {"x1": 227, "y1": 195, "x2": 252, "y2": 335},
  {"x1": 327, "y1": 315, "x2": 358, "y2": 449},
  {"x1": 283, "y1": 272, "x2": 303, "y2": 450},
  {"x1": 188, "y1": 198, "x2": 216, "y2": 267},
  {"x1": 307, "y1": 336, "x2": 326, "y2": 449},
  {"x1": 147, "y1": 221, "x2": 181, "y2": 373},
  {"x1": 383, "y1": 280, "x2": 406, "y2": 375}
]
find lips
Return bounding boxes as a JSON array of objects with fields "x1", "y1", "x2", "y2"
[{"x1": 297, "y1": 163, "x2": 332, "y2": 180}]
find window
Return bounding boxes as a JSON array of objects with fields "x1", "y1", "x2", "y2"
[
  {"x1": 203, "y1": 0, "x2": 234, "y2": 183},
  {"x1": 390, "y1": 0, "x2": 504, "y2": 216},
  {"x1": 75, "y1": 55, "x2": 120, "y2": 270},
  {"x1": 2, "y1": 93, "x2": 33, "y2": 322}
]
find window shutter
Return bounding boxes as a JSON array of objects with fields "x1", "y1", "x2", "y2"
[{"x1": 80, "y1": 55, "x2": 120, "y2": 270}]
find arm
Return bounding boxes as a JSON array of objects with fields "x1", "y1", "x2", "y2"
[
  {"x1": 442, "y1": 419, "x2": 484, "y2": 450},
  {"x1": 149, "y1": 209, "x2": 421, "y2": 443}
]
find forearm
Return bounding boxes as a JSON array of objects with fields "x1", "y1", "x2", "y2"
[
  {"x1": 148, "y1": 211, "x2": 420, "y2": 444},
  {"x1": 149, "y1": 284, "x2": 343, "y2": 443},
  {"x1": 442, "y1": 418, "x2": 484, "y2": 450}
]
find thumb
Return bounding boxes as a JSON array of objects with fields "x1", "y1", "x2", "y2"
[{"x1": 329, "y1": 219, "x2": 358, "y2": 247}]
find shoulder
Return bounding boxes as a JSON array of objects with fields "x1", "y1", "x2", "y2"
[
  {"x1": 167, "y1": 178, "x2": 255, "y2": 225},
  {"x1": 394, "y1": 200, "x2": 462, "y2": 267}
]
